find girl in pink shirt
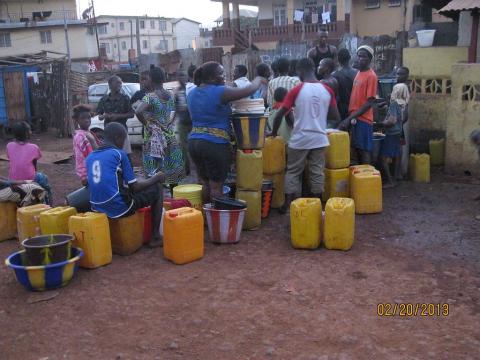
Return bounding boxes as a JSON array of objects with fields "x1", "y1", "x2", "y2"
[
  {"x1": 6, "y1": 122, "x2": 52, "y2": 204},
  {"x1": 72, "y1": 105, "x2": 98, "y2": 185}
]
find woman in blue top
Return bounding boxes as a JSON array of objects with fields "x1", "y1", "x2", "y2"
[{"x1": 187, "y1": 61, "x2": 267, "y2": 203}]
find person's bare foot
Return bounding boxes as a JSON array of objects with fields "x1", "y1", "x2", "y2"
[
  {"x1": 383, "y1": 182, "x2": 396, "y2": 189},
  {"x1": 148, "y1": 237, "x2": 163, "y2": 248}
]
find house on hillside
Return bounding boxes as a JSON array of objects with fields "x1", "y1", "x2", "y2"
[
  {"x1": 0, "y1": 0, "x2": 99, "y2": 63},
  {"x1": 95, "y1": 15, "x2": 201, "y2": 63}
]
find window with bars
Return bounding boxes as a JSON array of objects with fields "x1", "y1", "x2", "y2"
[
  {"x1": 150, "y1": 20, "x2": 155, "y2": 29},
  {"x1": 142, "y1": 40, "x2": 148, "y2": 49},
  {"x1": 0, "y1": 33, "x2": 11, "y2": 47},
  {"x1": 159, "y1": 40, "x2": 168, "y2": 51},
  {"x1": 140, "y1": 20, "x2": 145, "y2": 29},
  {"x1": 97, "y1": 24, "x2": 107, "y2": 35},
  {"x1": 365, "y1": 0, "x2": 380, "y2": 9},
  {"x1": 100, "y1": 42, "x2": 110, "y2": 53},
  {"x1": 159, "y1": 20, "x2": 167, "y2": 31},
  {"x1": 120, "y1": 22, "x2": 125, "y2": 31},
  {"x1": 121, "y1": 41, "x2": 127, "y2": 50},
  {"x1": 273, "y1": 6, "x2": 287, "y2": 26},
  {"x1": 40, "y1": 30, "x2": 52, "y2": 44},
  {"x1": 389, "y1": 0, "x2": 401, "y2": 7}
]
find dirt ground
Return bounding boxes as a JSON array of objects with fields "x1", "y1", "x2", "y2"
[{"x1": 0, "y1": 132, "x2": 479, "y2": 360}]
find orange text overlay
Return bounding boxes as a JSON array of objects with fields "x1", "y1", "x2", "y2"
[{"x1": 377, "y1": 303, "x2": 449, "y2": 317}]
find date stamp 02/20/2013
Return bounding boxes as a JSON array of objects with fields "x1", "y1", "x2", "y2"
[{"x1": 377, "y1": 303, "x2": 450, "y2": 317}]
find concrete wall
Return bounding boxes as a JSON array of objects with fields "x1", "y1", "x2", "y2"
[
  {"x1": 0, "y1": 0, "x2": 77, "y2": 19},
  {"x1": 0, "y1": 25, "x2": 97, "y2": 59},
  {"x1": 174, "y1": 20, "x2": 200, "y2": 50},
  {"x1": 445, "y1": 64, "x2": 480, "y2": 176},
  {"x1": 403, "y1": 47, "x2": 469, "y2": 77},
  {"x1": 350, "y1": 0, "x2": 409, "y2": 37},
  {"x1": 403, "y1": 47, "x2": 469, "y2": 153}
]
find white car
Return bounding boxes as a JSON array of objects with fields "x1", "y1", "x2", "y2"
[{"x1": 89, "y1": 81, "x2": 180, "y2": 146}]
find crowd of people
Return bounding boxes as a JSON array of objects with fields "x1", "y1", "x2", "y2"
[{"x1": 1, "y1": 31, "x2": 428, "y2": 244}]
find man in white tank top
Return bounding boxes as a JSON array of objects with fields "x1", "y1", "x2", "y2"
[{"x1": 271, "y1": 58, "x2": 341, "y2": 213}]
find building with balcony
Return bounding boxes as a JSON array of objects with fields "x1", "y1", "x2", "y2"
[
  {"x1": 212, "y1": 0, "x2": 348, "y2": 50},
  {"x1": 211, "y1": 0, "x2": 454, "y2": 51},
  {"x1": 0, "y1": 0, "x2": 98, "y2": 61},
  {"x1": 95, "y1": 15, "x2": 201, "y2": 63}
]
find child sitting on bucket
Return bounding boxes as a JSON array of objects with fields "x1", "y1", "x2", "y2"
[
  {"x1": 72, "y1": 105, "x2": 99, "y2": 186},
  {"x1": 6, "y1": 122, "x2": 52, "y2": 204},
  {"x1": 86, "y1": 122, "x2": 165, "y2": 247}
]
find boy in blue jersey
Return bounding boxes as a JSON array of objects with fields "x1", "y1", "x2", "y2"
[{"x1": 86, "y1": 123, "x2": 165, "y2": 247}]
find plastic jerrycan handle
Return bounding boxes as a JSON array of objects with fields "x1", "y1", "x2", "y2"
[{"x1": 168, "y1": 207, "x2": 194, "y2": 218}]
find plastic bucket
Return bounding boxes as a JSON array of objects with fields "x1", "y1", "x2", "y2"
[
  {"x1": 203, "y1": 204, "x2": 246, "y2": 244},
  {"x1": 66, "y1": 186, "x2": 91, "y2": 213},
  {"x1": 212, "y1": 197, "x2": 247, "y2": 210},
  {"x1": 231, "y1": 114, "x2": 267, "y2": 150},
  {"x1": 173, "y1": 184, "x2": 202, "y2": 211},
  {"x1": 261, "y1": 189, "x2": 273, "y2": 219},
  {"x1": 416, "y1": 30, "x2": 436, "y2": 47},
  {"x1": 262, "y1": 180, "x2": 274, "y2": 191},
  {"x1": 22, "y1": 234, "x2": 74, "y2": 266}
]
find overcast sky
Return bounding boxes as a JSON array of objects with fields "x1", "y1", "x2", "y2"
[{"x1": 76, "y1": 0, "x2": 256, "y2": 28}]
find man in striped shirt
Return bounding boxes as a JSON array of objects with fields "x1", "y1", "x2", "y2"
[{"x1": 267, "y1": 57, "x2": 300, "y2": 108}]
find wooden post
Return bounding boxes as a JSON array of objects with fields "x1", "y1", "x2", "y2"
[{"x1": 469, "y1": 10, "x2": 479, "y2": 63}]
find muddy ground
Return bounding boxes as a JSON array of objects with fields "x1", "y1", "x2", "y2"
[{"x1": 0, "y1": 131, "x2": 479, "y2": 360}]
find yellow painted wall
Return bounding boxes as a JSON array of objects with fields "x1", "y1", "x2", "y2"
[
  {"x1": 1, "y1": 26, "x2": 98, "y2": 59},
  {"x1": 350, "y1": 0, "x2": 407, "y2": 37},
  {"x1": 403, "y1": 47, "x2": 469, "y2": 77},
  {"x1": 445, "y1": 64, "x2": 480, "y2": 176}
]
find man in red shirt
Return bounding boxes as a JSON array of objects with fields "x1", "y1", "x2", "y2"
[
  {"x1": 341, "y1": 45, "x2": 378, "y2": 164},
  {"x1": 271, "y1": 58, "x2": 340, "y2": 212}
]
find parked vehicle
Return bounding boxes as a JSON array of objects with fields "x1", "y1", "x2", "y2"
[{"x1": 88, "y1": 81, "x2": 180, "y2": 146}]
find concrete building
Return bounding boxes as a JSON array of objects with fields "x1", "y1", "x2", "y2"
[
  {"x1": 0, "y1": 0, "x2": 98, "y2": 60},
  {"x1": 211, "y1": 0, "x2": 453, "y2": 50},
  {"x1": 95, "y1": 15, "x2": 201, "y2": 63}
]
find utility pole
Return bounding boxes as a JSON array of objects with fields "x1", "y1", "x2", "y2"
[
  {"x1": 136, "y1": 17, "x2": 141, "y2": 56},
  {"x1": 91, "y1": 0, "x2": 101, "y2": 57},
  {"x1": 130, "y1": 19, "x2": 134, "y2": 49},
  {"x1": 62, "y1": 5, "x2": 71, "y2": 62}
]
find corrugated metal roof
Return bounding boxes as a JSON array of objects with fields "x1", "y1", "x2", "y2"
[{"x1": 439, "y1": 0, "x2": 480, "y2": 13}]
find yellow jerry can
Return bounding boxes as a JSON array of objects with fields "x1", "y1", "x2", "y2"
[
  {"x1": 263, "y1": 136, "x2": 286, "y2": 175},
  {"x1": 264, "y1": 172, "x2": 285, "y2": 209},
  {"x1": 164, "y1": 207, "x2": 204, "y2": 265},
  {"x1": 325, "y1": 131, "x2": 350, "y2": 169},
  {"x1": 236, "y1": 150, "x2": 263, "y2": 191},
  {"x1": 0, "y1": 202, "x2": 17, "y2": 242},
  {"x1": 290, "y1": 198, "x2": 322, "y2": 249},
  {"x1": 323, "y1": 168, "x2": 350, "y2": 202},
  {"x1": 410, "y1": 153, "x2": 430, "y2": 183},
  {"x1": 109, "y1": 212, "x2": 144, "y2": 256},
  {"x1": 429, "y1": 139, "x2": 445, "y2": 166},
  {"x1": 352, "y1": 170, "x2": 382, "y2": 214},
  {"x1": 173, "y1": 184, "x2": 203, "y2": 211},
  {"x1": 324, "y1": 198, "x2": 355, "y2": 250},
  {"x1": 17, "y1": 204, "x2": 51, "y2": 242},
  {"x1": 40, "y1": 206, "x2": 77, "y2": 235},
  {"x1": 236, "y1": 189, "x2": 261, "y2": 230},
  {"x1": 69, "y1": 212, "x2": 112, "y2": 269},
  {"x1": 349, "y1": 165, "x2": 375, "y2": 196}
]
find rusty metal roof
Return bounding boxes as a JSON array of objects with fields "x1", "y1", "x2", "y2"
[{"x1": 439, "y1": 0, "x2": 480, "y2": 13}]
